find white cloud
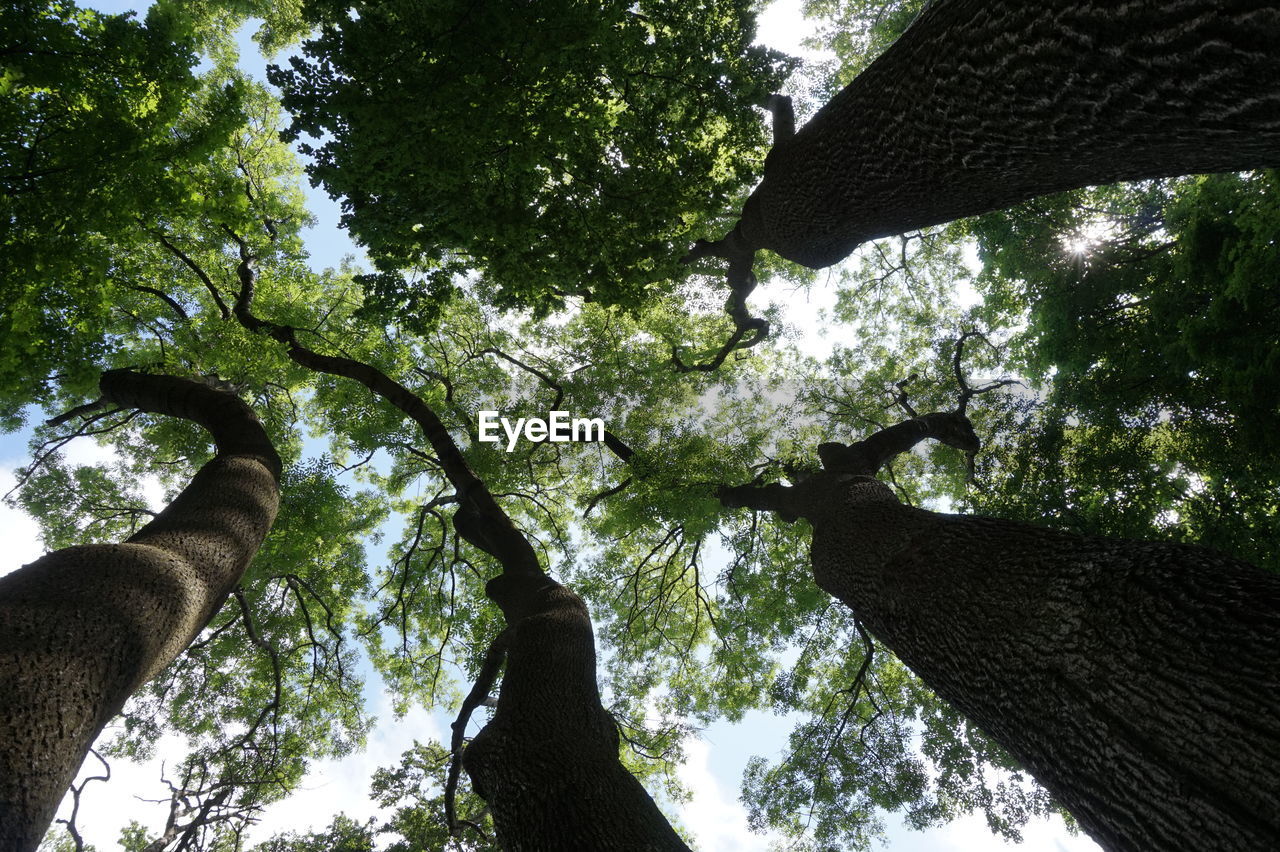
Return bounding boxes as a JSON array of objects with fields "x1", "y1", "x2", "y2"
[
  {"x1": 677, "y1": 737, "x2": 772, "y2": 852},
  {"x1": 0, "y1": 461, "x2": 46, "y2": 579},
  {"x1": 243, "y1": 695, "x2": 447, "y2": 844}
]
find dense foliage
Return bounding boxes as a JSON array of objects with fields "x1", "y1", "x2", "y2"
[
  {"x1": 270, "y1": 0, "x2": 795, "y2": 325},
  {"x1": 8, "y1": 0, "x2": 1277, "y2": 850},
  {"x1": 963, "y1": 171, "x2": 1280, "y2": 574}
]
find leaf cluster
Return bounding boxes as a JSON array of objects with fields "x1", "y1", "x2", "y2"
[
  {"x1": 270, "y1": 0, "x2": 795, "y2": 322},
  {"x1": 968, "y1": 171, "x2": 1280, "y2": 571}
]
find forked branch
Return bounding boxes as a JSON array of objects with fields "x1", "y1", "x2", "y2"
[{"x1": 675, "y1": 231, "x2": 768, "y2": 372}]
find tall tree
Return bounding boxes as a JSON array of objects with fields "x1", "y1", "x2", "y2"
[
  {"x1": 718, "y1": 384, "x2": 1280, "y2": 850},
  {"x1": 703, "y1": 0, "x2": 1280, "y2": 271},
  {"x1": 10, "y1": 1, "x2": 1280, "y2": 849},
  {"x1": 0, "y1": 371, "x2": 281, "y2": 851}
]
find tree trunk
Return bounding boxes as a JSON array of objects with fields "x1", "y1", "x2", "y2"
[
  {"x1": 462, "y1": 573, "x2": 691, "y2": 851},
  {"x1": 734, "y1": 0, "x2": 1280, "y2": 268},
  {"x1": 227, "y1": 293, "x2": 685, "y2": 848},
  {"x1": 0, "y1": 371, "x2": 281, "y2": 852},
  {"x1": 798, "y1": 475, "x2": 1280, "y2": 851}
]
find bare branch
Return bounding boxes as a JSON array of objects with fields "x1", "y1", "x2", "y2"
[
  {"x1": 447, "y1": 631, "x2": 509, "y2": 838},
  {"x1": 6, "y1": 407, "x2": 138, "y2": 500},
  {"x1": 231, "y1": 588, "x2": 283, "y2": 758},
  {"x1": 56, "y1": 748, "x2": 110, "y2": 852}
]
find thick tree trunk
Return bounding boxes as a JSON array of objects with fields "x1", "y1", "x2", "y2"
[
  {"x1": 734, "y1": 0, "x2": 1280, "y2": 268},
  {"x1": 797, "y1": 475, "x2": 1280, "y2": 851},
  {"x1": 462, "y1": 573, "x2": 691, "y2": 851},
  {"x1": 0, "y1": 372, "x2": 280, "y2": 851},
  {"x1": 227, "y1": 291, "x2": 684, "y2": 848}
]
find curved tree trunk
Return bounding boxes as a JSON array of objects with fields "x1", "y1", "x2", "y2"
[
  {"x1": 793, "y1": 475, "x2": 1280, "y2": 851},
  {"x1": 462, "y1": 572, "x2": 691, "y2": 851},
  {"x1": 733, "y1": 0, "x2": 1280, "y2": 268},
  {"x1": 223, "y1": 288, "x2": 687, "y2": 848},
  {"x1": 0, "y1": 371, "x2": 281, "y2": 851}
]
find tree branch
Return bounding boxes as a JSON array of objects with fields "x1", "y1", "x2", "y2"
[
  {"x1": 584, "y1": 476, "x2": 632, "y2": 518},
  {"x1": 817, "y1": 410, "x2": 979, "y2": 476},
  {"x1": 765, "y1": 93, "x2": 795, "y2": 144},
  {"x1": 229, "y1": 268, "x2": 539, "y2": 575},
  {"x1": 55, "y1": 748, "x2": 109, "y2": 852},
  {"x1": 44, "y1": 397, "x2": 109, "y2": 428},
  {"x1": 128, "y1": 284, "x2": 189, "y2": 321},
  {"x1": 480, "y1": 347, "x2": 564, "y2": 410},
  {"x1": 446, "y1": 631, "x2": 509, "y2": 838},
  {"x1": 716, "y1": 481, "x2": 802, "y2": 522},
  {"x1": 675, "y1": 230, "x2": 769, "y2": 372},
  {"x1": 602, "y1": 429, "x2": 635, "y2": 463},
  {"x1": 150, "y1": 228, "x2": 231, "y2": 320}
]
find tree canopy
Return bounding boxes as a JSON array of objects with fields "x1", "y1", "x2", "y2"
[
  {"x1": 5, "y1": 0, "x2": 1278, "y2": 850},
  {"x1": 269, "y1": 0, "x2": 795, "y2": 324}
]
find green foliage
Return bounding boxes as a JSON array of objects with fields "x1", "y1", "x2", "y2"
[
  {"x1": 370, "y1": 742, "x2": 499, "y2": 852},
  {"x1": 252, "y1": 814, "x2": 378, "y2": 852},
  {"x1": 14, "y1": 452, "x2": 154, "y2": 548},
  {"x1": 743, "y1": 633, "x2": 1055, "y2": 850},
  {"x1": 270, "y1": 0, "x2": 794, "y2": 322},
  {"x1": 0, "y1": 1, "x2": 228, "y2": 422},
  {"x1": 13, "y1": 2, "x2": 1278, "y2": 850},
  {"x1": 253, "y1": 743, "x2": 500, "y2": 851},
  {"x1": 37, "y1": 830, "x2": 99, "y2": 852},
  {"x1": 795, "y1": 0, "x2": 926, "y2": 111},
  {"x1": 968, "y1": 171, "x2": 1280, "y2": 571}
]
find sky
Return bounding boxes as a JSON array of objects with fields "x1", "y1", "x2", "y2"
[{"x1": 4, "y1": 1, "x2": 1102, "y2": 849}]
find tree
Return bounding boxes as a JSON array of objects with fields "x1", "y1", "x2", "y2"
[
  {"x1": 0, "y1": 371, "x2": 281, "y2": 850},
  {"x1": 269, "y1": 0, "x2": 794, "y2": 321},
  {"x1": 7, "y1": 0, "x2": 1280, "y2": 850},
  {"x1": 720, "y1": 379, "x2": 1280, "y2": 849},
  {"x1": 705, "y1": 0, "x2": 1280, "y2": 270}
]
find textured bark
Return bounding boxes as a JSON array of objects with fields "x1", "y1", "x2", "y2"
[
  {"x1": 732, "y1": 0, "x2": 1280, "y2": 268},
  {"x1": 0, "y1": 372, "x2": 280, "y2": 851},
  {"x1": 224, "y1": 273, "x2": 682, "y2": 847},
  {"x1": 462, "y1": 573, "x2": 691, "y2": 851},
  {"x1": 790, "y1": 474, "x2": 1280, "y2": 851}
]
